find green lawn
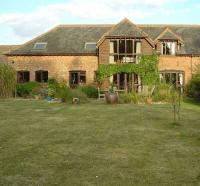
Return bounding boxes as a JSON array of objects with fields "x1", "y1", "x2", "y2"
[{"x1": 0, "y1": 100, "x2": 200, "y2": 186}]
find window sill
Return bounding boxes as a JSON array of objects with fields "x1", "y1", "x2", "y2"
[{"x1": 160, "y1": 54, "x2": 176, "y2": 57}]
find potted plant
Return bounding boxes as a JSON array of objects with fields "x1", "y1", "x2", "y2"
[{"x1": 105, "y1": 83, "x2": 118, "y2": 104}]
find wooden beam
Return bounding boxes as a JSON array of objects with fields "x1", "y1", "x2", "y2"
[
  {"x1": 124, "y1": 73, "x2": 127, "y2": 92},
  {"x1": 117, "y1": 73, "x2": 120, "y2": 90}
]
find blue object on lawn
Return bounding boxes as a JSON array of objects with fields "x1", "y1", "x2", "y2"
[{"x1": 47, "y1": 96, "x2": 52, "y2": 101}]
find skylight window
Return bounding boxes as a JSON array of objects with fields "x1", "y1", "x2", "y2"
[
  {"x1": 85, "y1": 42, "x2": 96, "y2": 50},
  {"x1": 33, "y1": 42, "x2": 47, "y2": 50}
]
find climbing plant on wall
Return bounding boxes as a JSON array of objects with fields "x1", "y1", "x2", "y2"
[{"x1": 96, "y1": 54, "x2": 159, "y2": 86}]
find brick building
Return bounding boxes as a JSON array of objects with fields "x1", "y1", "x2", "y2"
[{"x1": 5, "y1": 18, "x2": 200, "y2": 91}]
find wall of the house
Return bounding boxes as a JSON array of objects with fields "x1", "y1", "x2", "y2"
[
  {"x1": 7, "y1": 55, "x2": 98, "y2": 84},
  {"x1": 141, "y1": 39, "x2": 154, "y2": 55},
  {"x1": 98, "y1": 39, "x2": 110, "y2": 65},
  {"x1": 159, "y1": 56, "x2": 200, "y2": 84},
  {"x1": 7, "y1": 52, "x2": 200, "y2": 88}
]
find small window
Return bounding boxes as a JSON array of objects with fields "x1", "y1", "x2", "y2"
[
  {"x1": 33, "y1": 42, "x2": 47, "y2": 50},
  {"x1": 161, "y1": 42, "x2": 176, "y2": 55},
  {"x1": 85, "y1": 42, "x2": 96, "y2": 50},
  {"x1": 17, "y1": 71, "x2": 30, "y2": 83},
  {"x1": 35, "y1": 70, "x2": 48, "y2": 83},
  {"x1": 69, "y1": 71, "x2": 86, "y2": 87}
]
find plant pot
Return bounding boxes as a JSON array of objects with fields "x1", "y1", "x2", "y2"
[
  {"x1": 60, "y1": 98, "x2": 65, "y2": 103},
  {"x1": 146, "y1": 97, "x2": 152, "y2": 104},
  {"x1": 105, "y1": 93, "x2": 118, "y2": 104}
]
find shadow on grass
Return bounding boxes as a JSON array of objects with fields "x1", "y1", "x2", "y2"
[
  {"x1": 183, "y1": 97, "x2": 200, "y2": 106},
  {"x1": 171, "y1": 122, "x2": 182, "y2": 127}
]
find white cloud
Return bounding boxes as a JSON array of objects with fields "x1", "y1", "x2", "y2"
[{"x1": 0, "y1": 0, "x2": 187, "y2": 44}]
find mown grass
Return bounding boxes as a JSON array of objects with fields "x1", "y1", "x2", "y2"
[{"x1": 0, "y1": 99, "x2": 200, "y2": 186}]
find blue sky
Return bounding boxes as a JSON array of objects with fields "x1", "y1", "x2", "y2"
[{"x1": 0, "y1": 0, "x2": 200, "y2": 44}]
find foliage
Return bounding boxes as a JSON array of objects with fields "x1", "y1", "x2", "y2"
[
  {"x1": 0, "y1": 63, "x2": 16, "y2": 98},
  {"x1": 152, "y1": 83, "x2": 172, "y2": 102},
  {"x1": 186, "y1": 65, "x2": 200, "y2": 99},
  {"x1": 70, "y1": 89, "x2": 88, "y2": 103},
  {"x1": 78, "y1": 85, "x2": 98, "y2": 98},
  {"x1": 96, "y1": 54, "x2": 159, "y2": 86},
  {"x1": 48, "y1": 78, "x2": 88, "y2": 103},
  {"x1": 169, "y1": 87, "x2": 182, "y2": 121},
  {"x1": 47, "y1": 78, "x2": 60, "y2": 98},
  {"x1": 16, "y1": 81, "x2": 39, "y2": 98},
  {"x1": 119, "y1": 91, "x2": 139, "y2": 104},
  {"x1": 55, "y1": 86, "x2": 71, "y2": 102}
]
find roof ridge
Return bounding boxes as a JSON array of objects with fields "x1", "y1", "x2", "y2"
[
  {"x1": 0, "y1": 45, "x2": 20, "y2": 47},
  {"x1": 138, "y1": 24, "x2": 200, "y2": 27},
  {"x1": 57, "y1": 24, "x2": 114, "y2": 28},
  {"x1": 105, "y1": 18, "x2": 148, "y2": 37}
]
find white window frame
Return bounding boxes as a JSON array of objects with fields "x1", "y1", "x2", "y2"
[
  {"x1": 84, "y1": 42, "x2": 96, "y2": 50},
  {"x1": 161, "y1": 41, "x2": 176, "y2": 55}
]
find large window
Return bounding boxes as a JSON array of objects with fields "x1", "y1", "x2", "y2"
[
  {"x1": 111, "y1": 73, "x2": 139, "y2": 91},
  {"x1": 161, "y1": 42, "x2": 176, "y2": 55},
  {"x1": 35, "y1": 70, "x2": 48, "y2": 83},
  {"x1": 17, "y1": 71, "x2": 30, "y2": 83},
  {"x1": 109, "y1": 39, "x2": 141, "y2": 64},
  {"x1": 160, "y1": 70, "x2": 184, "y2": 89},
  {"x1": 69, "y1": 71, "x2": 86, "y2": 87}
]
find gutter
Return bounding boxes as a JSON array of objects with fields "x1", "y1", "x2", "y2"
[{"x1": 5, "y1": 53, "x2": 98, "y2": 57}]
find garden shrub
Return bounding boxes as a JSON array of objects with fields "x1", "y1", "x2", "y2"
[
  {"x1": 55, "y1": 86, "x2": 71, "y2": 102},
  {"x1": 48, "y1": 78, "x2": 88, "y2": 103},
  {"x1": 152, "y1": 83, "x2": 172, "y2": 102},
  {"x1": 186, "y1": 73, "x2": 200, "y2": 99},
  {"x1": 70, "y1": 89, "x2": 88, "y2": 103},
  {"x1": 16, "y1": 81, "x2": 39, "y2": 98},
  {"x1": 119, "y1": 92, "x2": 139, "y2": 104},
  {"x1": 78, "y1": 85, "x2": 98, "y2": 98},
  {"x1": 47, "y1": 78, "x2": 60, "y2": 98},
  {"x1": 0, "y1": 63, "x2": 16, "y2": 98},
  {"x1": 32, "y1": 83, "x2": 48, "y2": 99}
]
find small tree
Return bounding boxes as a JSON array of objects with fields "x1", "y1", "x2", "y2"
[
  {"x1": 170, "y1": 87, "x2": 182, "y2": 121},
  {"x1": 0, "y1": 63, "x2": 16, "y2": 98}
]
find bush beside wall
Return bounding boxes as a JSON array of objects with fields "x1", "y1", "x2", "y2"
[
  {"x1": 0, "y1": 63, "x2": 16, "y2": 98},
  {"x1": 186, "y1": 74, "x2": 200, "y2": 100}
]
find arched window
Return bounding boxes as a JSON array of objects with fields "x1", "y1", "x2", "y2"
[{"x1": 35, "y1": 70, "x2": 48, "y2": 83}]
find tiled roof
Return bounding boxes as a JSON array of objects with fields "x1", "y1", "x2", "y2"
[
  {"x1": 0, "y1": 45, "x2": 20, "y2": 62},
  {"x1": 7, "y1": 18, "x2": 200, "y2": 55}
]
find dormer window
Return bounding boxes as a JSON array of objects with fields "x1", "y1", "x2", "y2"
[
  {"x1": 161, "y1": 41, "x2": 176, "y2": 55},
  {"x1": 33, "y1": 42, "x2": 47, "y2": 50},
  {"x1": 85, "y1": 42, "x2": 96, "y2": 50}
]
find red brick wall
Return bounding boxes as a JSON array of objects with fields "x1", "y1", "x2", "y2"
[
  {"x1": 159, "y1": 56, "x2": 200, "y2": 84},
  {"x1": 7, "y1": 55, "x2": 98, "y2": 85}
]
